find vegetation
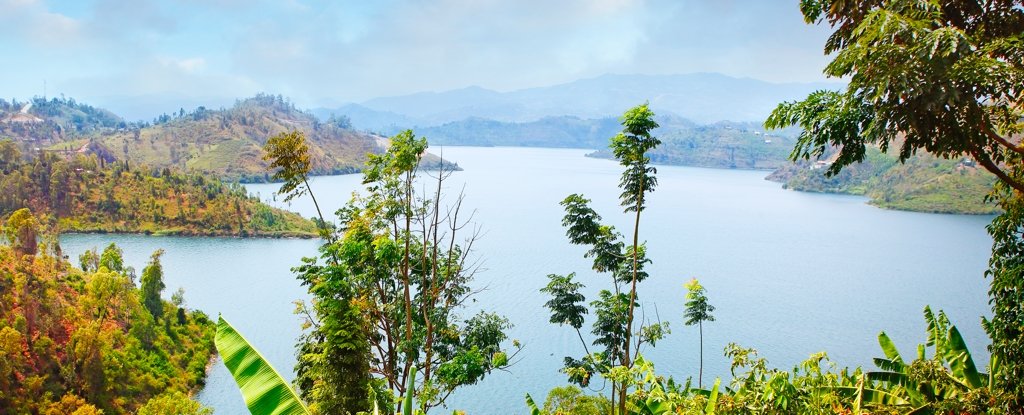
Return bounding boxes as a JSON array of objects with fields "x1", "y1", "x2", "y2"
[
  {"x1": 215, "y1": 316, "x2": 310, "y2": 415},
  {"x1": 541, "y1": 103, "x2": 665, "y2": 414},
  {"x1": 527, "y1": 307, "x2": 997, "y2": 415},
  {"x1": 768, "y1": 147, "x2": 998, "y2": 214},
  {"x1": 271, "y1": 129, "x2": 518, "y2": 414},
  {"x1": 683, "y1": 279, "x2": 715, "y2": 389},
  {"x1": 0, "y1": 209, "x2": 215, "y2": 413},
  {"x1": 767, "y1": 0, "x2": 1023, "y2": 411},
  {"x1": 0, "y1": 139, "x2": 318, "y2": 237}
]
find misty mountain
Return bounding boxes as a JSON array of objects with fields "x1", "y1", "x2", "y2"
[{"x1": 322, "y1": 73, "x2": 843, "y2": 131}]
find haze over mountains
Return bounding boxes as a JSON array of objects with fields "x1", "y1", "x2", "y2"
[{"x1": 313, "y1": 73, "x2": 844, "y2": 132}]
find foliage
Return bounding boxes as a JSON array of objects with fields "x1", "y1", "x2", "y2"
[
  {"x1": 291, "y1": 129, "x2": 517, "y2": 413},
  {"x1": 0, "y1": 142, "x2": 317, "y2": 237},
  {"x1": 534, "y1": 307, "x2": 998, "y2": 415},
  {"x1": 140, "y1": 249, "x2": 166, "y2": 320},
  {"x1": 985, "y1": 188, "x2": 1024, "y2": 412},
  {"x1": 263, "y1": 130, "x2": 331, "y2": 238},
  {"x1": 137, "y1": 391, "x2": 213, "y2": 415},
  {"x1": 215, "y1": 316, "x2": 311, "y2": 415},
  {"x1": 264, "y1": 130, "x2": 313, "y2": 203},
  {"x1": 543, "y1": 104, "x2": 665, "y2": 413},
  {"x1": 767, "y1": 1, "x2": 1023, "y2": 410},
  {"x1": 684, "y1": 278, "x2": 715, "y2": 388},
  {"x1": 0, "y1": 209, "x2": 215, "y2": 414}
]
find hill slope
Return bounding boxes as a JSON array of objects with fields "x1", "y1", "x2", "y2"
[
  {"x1": 767, "y1": 149, "x2": 998, "y2": 214},
  {"x1": 0, "y1": 144, "x2": 318, "y2": 237},
  {"x1": 94, "y1": 94, "x2": 384, "y2": 182},
  {"x1": 0, "y1": 216, "x2": 215, "y2": 413}
]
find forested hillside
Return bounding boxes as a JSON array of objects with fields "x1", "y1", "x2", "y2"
[
  {"x1": 0, "y1": 140, "x2": 317, "y2": 237},
  {"x1": 90, "y1": 94, "x2": 383, "y2": 182},
  {"x1": 0, "y1": 210, "x2": 214, "y2": 414},
  {"x1": 768, "y1": 148, "x2": 998, "y2": 214}
]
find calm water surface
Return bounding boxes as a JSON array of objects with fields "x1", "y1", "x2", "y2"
[{"x1": 61, "y1": 147, "x2": 994, "y2": 414}]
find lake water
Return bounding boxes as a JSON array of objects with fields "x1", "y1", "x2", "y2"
[{"x1": 60, "y1": 146, "x2": 995, "y2": 414}]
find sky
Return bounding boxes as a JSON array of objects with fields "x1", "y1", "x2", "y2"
[{"x1": 0, "y1": 0, "x2": 836, "y2": 119}]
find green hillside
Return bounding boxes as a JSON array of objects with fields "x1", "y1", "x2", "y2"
[
  {"x1": 768, "y1": 148, "x2": 998, "y2": 214},
  {"x1": 0, "y1": 141, "x2": 318, "y2": 237},
  {"x1": 94, "y1": 94, "x2": 383, "y2": 182}
]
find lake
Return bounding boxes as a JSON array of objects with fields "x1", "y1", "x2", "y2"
[{"x1": 60, "y1": 146, "x2": 995, "y2": 414}]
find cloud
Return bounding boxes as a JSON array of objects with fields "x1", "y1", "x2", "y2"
[
  {"x1": 0, "y1": 0, "x2": 82, "y2": 46},
  {"x1": 1, "y1": 0, "x2": 837, "y2": 118}
]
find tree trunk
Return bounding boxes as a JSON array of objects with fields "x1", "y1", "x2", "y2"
[{"x1": 699, "y1": 321, "x2": 704, "y2": 388}]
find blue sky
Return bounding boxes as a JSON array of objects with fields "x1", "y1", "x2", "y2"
[{"x1": 1, "y1": 0, "x2": 835, "y2": 118}]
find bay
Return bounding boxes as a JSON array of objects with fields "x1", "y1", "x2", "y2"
[{"x1": 60, "y1": 146, "x2": 993, "y2": 414}]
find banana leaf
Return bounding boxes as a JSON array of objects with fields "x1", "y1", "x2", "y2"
[{"x1": 215, "y1": 316, "x2": 310, "y2": 415}]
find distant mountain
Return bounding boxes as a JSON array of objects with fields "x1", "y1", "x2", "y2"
[
  {"x1": 418, "y1": 115, "x2": 622, "y2": 148},
  {"x1": 322, "y1": 73, "x2": 844, "y2": 129},
  {"x1": 310, "y1": 103, "x2": 420, "y2": 135},
  {"x1": 589, "y1": 121, "x2": 798, "y2": 170}
]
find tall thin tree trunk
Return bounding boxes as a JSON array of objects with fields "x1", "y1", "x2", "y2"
[
  {"x1": 699, "y1": 321, "x2": 704, "y2": 388},
  {"x1": 621, "y1": 178, "x2": 644, "y2": 415},
  {"x1": 303, "y1": 177, "x2": 331, "y2": 242}
]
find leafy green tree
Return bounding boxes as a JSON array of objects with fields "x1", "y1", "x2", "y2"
[
  {"x1": 766, "y1": 1, "x2": 1023, "y2": 411},
  {"x1": 99, "y1": 243, "x2": 124, "y2": 273},
  {"x1": 293, "y1": 130, "x2": 516, "y2": 413},
  {"x1": 79, "y1": 248, "x2": 100, "y2": 273},
  {"x1": 137, "y1": 392, "x2": 212, "y2": 415},
  {"x1": 542, "y1": 104, "x2": 661, "y2": 412},
  {"x1": 4, "y1": 208, "x2": 38, "y2": 256},
  {"x1": 683, "y1": 278, "x2": 715, "y2": 388},
  {"x1": 0, "y1": 139, "x2": 19, "y2": 173},
  {"x1": 263, "y1": 130, "x2": 331, "y2": 239},
  {"x1": 139, "y1": 249, "x2": 166, "y2": 320}
]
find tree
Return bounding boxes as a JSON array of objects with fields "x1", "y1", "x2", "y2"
[
  {"x1": 263, "y1": 130, "x2": 331, "y2": 240},
  {"x1": 767, "y1": 0, "x2": 1023, "y2": 191},
  {"x1": 766, "y1": 1, "x2": 1023, "y2": 411},
  {"x1": 293, "y1": 130, "x2": 516, "y2": 413},
  {"x1": 99, "y1": 243, "x2": 124, "y2": 273},
  {"x1": 139, "y1": 249, "x2": 166, "y2": 320},
  {"x1": 683, "y1": 278, "x2": 715, "y2": 388},
  {"x1": 542, "y1": 104, "x2": 662, "y2": 413},
  {"x1": 4, "y1": 208, "x2": 38, "y2": 256}
]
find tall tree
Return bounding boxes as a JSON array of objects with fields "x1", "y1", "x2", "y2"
[
  {"x1": 99, "y1": 243, "x2": 124, "y2": 273},
  {"x1": 4, "y1": 208, "x2": 38, "y2": 256},
  {"x1": 263, "y1": 130, "x2": 331, "y2": 240},
  {"x1": 767, "y1": 1, "x2": 1023, "y2": 411},
  {"x1": 683, "y1": 278, "x2": 715, "y2": 388},
  {"x1": 293, "y1": 130, "x2": 516, "y2": 413},
  {"x1": 542, "y1": 104, "x2": 662, "y2": 413},
  {"x1": 139, "y1": 249, "x2": 166, "y2": 320}
]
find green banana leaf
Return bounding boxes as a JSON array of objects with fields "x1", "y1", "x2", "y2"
[
  {"x1": 525, "y1": 393, "x2": 543, "y2": 415},
  {"x1": 404, "y1": 366, "x2": 417, "y2": 415},
  {"x1": 945, "y1": 326, "x2": 983, "y2": 388},
  {"x1": 215, "y1": 316, "x2": 310, "y2": 415},
  {"x1": 705, "y1": 378, "x2": 720, "y2": 415}
]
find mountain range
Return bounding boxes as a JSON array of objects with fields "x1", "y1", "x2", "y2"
[{"x1": 314, "y1": 73, "x2": 844, "y2": 132}]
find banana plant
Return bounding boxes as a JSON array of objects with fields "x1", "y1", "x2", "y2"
[
  {"x1": 859, "y1": 307, "x2": 992, "y2": 411},
  {"x1": 215, "y1": 316, "x2": 311, "y2": 415},
  {"x1": 217, "y1": 316, "x2": 424, "y2": 415}
]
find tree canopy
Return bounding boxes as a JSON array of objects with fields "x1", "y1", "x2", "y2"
[{"x1": 767, "y1": 0, "x2": 1024, "y2": 191}]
